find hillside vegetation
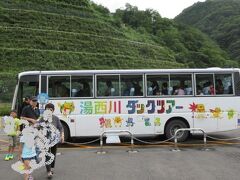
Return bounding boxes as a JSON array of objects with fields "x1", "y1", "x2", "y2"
[
  {"x1": 0, "y1": 0, "x2": 237, "y2": 102},
  {"x1": 175, "y1": 0, "x2": 240, "y2": 61}
]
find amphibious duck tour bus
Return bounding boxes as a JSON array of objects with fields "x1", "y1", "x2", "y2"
[{"x1": 12, "y1": 68, "x2": 240, "y2": 141}]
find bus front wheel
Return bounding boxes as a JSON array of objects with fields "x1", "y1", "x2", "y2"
[{"x1": 165, "y1": 119, "x2": 189, "y2": 142}]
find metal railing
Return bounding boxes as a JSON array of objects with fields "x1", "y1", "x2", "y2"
[
  {"x1": 97, "y1": 130, "x2": 138, "y2": 154},
  {"x1": 172, "y1": 128, "x2": 209, "y2": 152}
]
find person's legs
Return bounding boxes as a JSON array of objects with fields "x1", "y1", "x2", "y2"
[
  {"x1": 46, "y1": 145, "x2": 57, "y2": 178},
  {"x1": 23, "y1": 159, "x2": 30, "y2": 180},
  {"x1": 9, "y1": 146, "x2": 14, "y2": 159},
  {"x1": 9, "y1": 136, "x2": 16, "y2": 159},
  {"x1": 50, "y1": 145, "x2": 58, "y2": 170},
  {"x1": 5, "y1": 136, "x2": 14, "y2": 160},
  {"x1": 4, "y1": 146, "x2": 11, "y2": 160},
  {"x1": 45, "y1": 149, "x2": 51, "y2": 173}
]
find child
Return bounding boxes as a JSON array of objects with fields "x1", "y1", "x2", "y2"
[
  {"x1": 4, "y1": 110, "x2": 21, "y2": 161},
  {"x1": 19, "y1": 126, "x2": 37, "y2": 180}
]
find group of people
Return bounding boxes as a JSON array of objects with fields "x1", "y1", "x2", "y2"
[
  {"x1": 3, "y1": 96, "x2": 64, "y2": 180},
  {"x1": 148, "y1": 80, "x2": 193, "y2": 96},
  {"x1": 148, "y1": 81, "x2": 169, "y2": 96},
  {"x1": 102, "y1": 80, "x2": 143, "y2": 97},
  {"x1": 197, "y1": 79, "x2": 224, "y2": 95},
  {"x1": 122, "y1": 81, "x2": 143, "y2": 96},
  {"x1": 53, "y1": 81, "x2": 92, "y2": 98},
  {"x1": 103, "y1": 80, "x2": 192, "y2": 96}
]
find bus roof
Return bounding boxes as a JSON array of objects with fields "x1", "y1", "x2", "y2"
[{"x1": 18, "y1": 68, "x2": 240, "y2": 78}]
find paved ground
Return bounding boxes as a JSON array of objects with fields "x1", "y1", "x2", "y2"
[{"x1": 1, "y1": 129, "x2": 240, "y2": 180}]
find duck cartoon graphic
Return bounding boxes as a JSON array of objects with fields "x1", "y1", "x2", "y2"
[
  {"x1": 58, "y1": 101, "x2": 75, "y2": 116},
  {"x1": 195, "y1": 104, "x2": 206, "y2": 119},
  {"x1": 196, "y1": 104, "x2": 205, "y2": 113},
  {"x1": 210, "y1": 107, "x2": 222, "y2": 118}
]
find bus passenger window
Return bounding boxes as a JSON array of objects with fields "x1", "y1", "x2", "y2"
[
  {"x1": 97, "y1": 75, "x2": 120, "y2": 97},
  {"x1": 146, "y1": 74, "x2": 168, "y2": 96},
  {"x1": 215, "y1": 74, "x2": 233, "y2": 95},
  {"x1": 71, "y1": 76, "x2": 93, "y2": 97},
  {"x1": 173, "y1": 83, "x2": 185, "y2": 95},
  {"x1": 196, "y1": 85, "x2": 204, "y2": 95},
  {"x1": 48, "y1": 76, "x2": 70, "y2": 98},
  {"x1": 122, "y1": 81, "x2": 135, "y2": 96},
  {"x1": 170, "y1": 74, "x2": 192, "y2": 96},
  {"x1": 195, "y1": 74, "x2": 214, "y2": 96},
  {"x1": 149, "y1": 80, "x2": 159, "y2": 95},
  {"x1": 132, "y1": 81, "x2": 142, "y2": 96},
  {"x1": 215, "y1": 79, "x2": 224, "y2": 94},
  {"x1": 105, "y1": 81, "x2": 115, "y2": 96},
  {"x1": 54, "y1": 82, "x2": 69, "y2": 97},
  {"x1": 161, "y1": 82, "x2": 168, "y2": 95},
  {"x1": 121, "y1": 75, "x2": 143, "y2": 96}
]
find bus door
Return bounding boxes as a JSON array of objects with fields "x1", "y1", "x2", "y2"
[{"x1": 16, "y1": 75, "x2": 39, "y2": 116}]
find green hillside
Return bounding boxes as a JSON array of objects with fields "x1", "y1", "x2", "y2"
[
  {"x1": 0, "y1": 0, "x2": 237, "y2": 102},
  {"x1": 175, "y1": 0, "x2": 240, "y2": 61}
]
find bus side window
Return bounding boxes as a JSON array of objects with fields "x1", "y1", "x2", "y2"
[
  {"x1": 71, "y1": 76, "x2": 93, "y2": 97},
  {"x1": 121, "y1": 75, "x2": 143, "y2": 96},
  {"x1": 196, "y1": 85, "x2": 203, "y2": 95},
  {"x1": 162, "y1": 82, "x2": 168, "y2": 95},
  {"x1": 195, "y1": 74, "x2": 214, "y2": 96},
  {"x1": 48, "y1": 76, "x2": 70, "y2": 98},
  {"x1": 234, "y1": 72, "x2": 240, "y2": 95},
  {"x1": 97, "y1": 75, "x2": 120, "y2": 97},
  {"x1": 105, "y1": 81, "x2": 115, "y2": 96},
  {"x1": 170, "y1": 74, "x2": 192, "y2": 96},
  {"x1": 54, "y1": 82, "x2": 70, "y2": 97},
  {"x1": 215, "y1": 74, "x2": 233, "y2": 95},
  {"x1": 132, "y1": 81, "x2": 142, "y2": 96},
  {"x1": 122, "y1": 81, "x2": 134, "y2": 96}
]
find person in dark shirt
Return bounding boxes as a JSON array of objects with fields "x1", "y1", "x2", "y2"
[
  {"x1": 21, "y1": 96, "x2": 40, "y2": 124},
  {"x1": 151, "y1": 80, "x2": 159, "y2": 95},
  {"x1": 105, "y1": 81, "x2": 115, "y2": 96},
  {"x1": 133, "y1": 81, "x2": 142, "y2": 96},
  {"x1": 161, "y1": 82, "x2": 168, "y2": 95},
  {"x1": 39, "y1": 103, "x2": 64, "y2": 179},
  {"x1": 21, "y1": 96, "x2": 30, "y2": 109},
  {"x1": 18, "y1": 96, "x2": 30, "y2": 117}
]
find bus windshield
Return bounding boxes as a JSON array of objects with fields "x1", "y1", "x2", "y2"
[{"x1": 14, "y1": 75, "x2": 39, "y2": 115}]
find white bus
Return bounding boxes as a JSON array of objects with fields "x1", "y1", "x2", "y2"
[{"x1": 12, "y1": 68, "x2": 240, "y2": 141}]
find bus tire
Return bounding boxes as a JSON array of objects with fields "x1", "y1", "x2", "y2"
[
  {"x1": 62, "y1": 123, "x2": 70, "y2": 142},
  {"x1": 165, "y1": 119, "x2": 189, "y2": 142}
]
